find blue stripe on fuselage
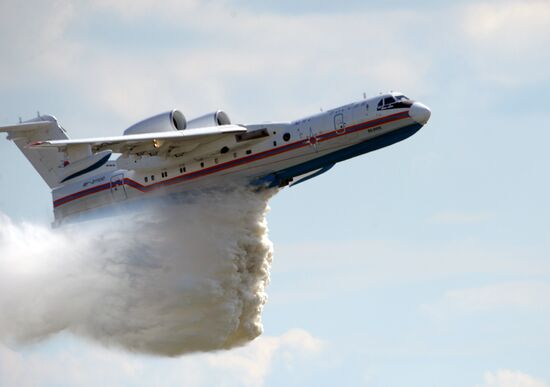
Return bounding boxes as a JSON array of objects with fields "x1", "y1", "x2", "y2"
[{"x1": 258, "y1": 122, "x2": 423, "y2": 187}]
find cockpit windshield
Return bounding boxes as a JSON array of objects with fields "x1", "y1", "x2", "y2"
[{"x1": 377, "y1": 94, "x2": 413, "y2": 111}]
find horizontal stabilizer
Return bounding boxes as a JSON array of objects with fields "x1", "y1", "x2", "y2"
[
  {"x1": 0, "y1": 121, "x2": 55, "y2": 138},
  {"x1": 1, "y1": 115, "x2": 69, "y2": 188}
]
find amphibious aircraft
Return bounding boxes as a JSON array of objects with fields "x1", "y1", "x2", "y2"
[{"x1": 1, "y1": 92, "x2": 430, "y2": 224}]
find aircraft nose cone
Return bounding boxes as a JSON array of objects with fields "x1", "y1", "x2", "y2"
[{"x1": 409, "y1": 102, "x2": 431, "y2": 125}]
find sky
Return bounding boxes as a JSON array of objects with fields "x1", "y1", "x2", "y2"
[{"x1": 1, "y1": 0, "x2": 550, "y2": 386}]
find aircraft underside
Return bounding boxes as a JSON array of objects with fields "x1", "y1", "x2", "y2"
[{"x1": 261, "y1": 122, "x2": 423, "y2": 187}]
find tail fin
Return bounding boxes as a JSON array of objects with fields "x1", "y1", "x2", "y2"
[{"x1": 0, "y1": 115, "x2": 69, "y2": 188}]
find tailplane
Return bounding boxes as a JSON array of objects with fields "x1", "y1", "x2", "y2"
[{"x1": 0, "y1": 115, "x2": 69, "y2": 188}]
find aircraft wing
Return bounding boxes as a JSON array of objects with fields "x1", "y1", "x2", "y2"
[{"x1": 29, "y1": 124, "x2": 247, "y2": 156}]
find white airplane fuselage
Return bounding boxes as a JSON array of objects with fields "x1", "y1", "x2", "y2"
[{"x1": 7, "y1": 92, "x2": 431, "y2": 224}]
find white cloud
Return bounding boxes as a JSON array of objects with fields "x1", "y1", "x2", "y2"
[
  {"x1": 422, "y1": 281, "x2": 550, "y2": 318},
  {"x1": 461, "y1": 1, "x2": 550, "y2": 86},
  {"x1": 0, "y1": 329, "x2": 323, "y2": 387},
  {"x1": 463, "y1": 1, "x2": 550, "y2": 51},
  {"x1": 0, "y1": 0, "x2": 433, "y2": 129},
  {"x1": 2, "y1": 0, "x2": 549, "y2": 132},
  {"x1": 479, "y1": 369, "x2": 549, "y2": 387},
  {"x1": 0, "y1": 0, "x2": 80, "y2": 85},
  {"x1": 206, "y1": 328, "x2": 323, "y2": 386}
]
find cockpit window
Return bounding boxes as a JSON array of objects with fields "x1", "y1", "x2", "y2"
[
  {"x1": 383, "y1": 96, "x2": 396, "y2": 105},
  {"x1": 377, "y1": 94, "x2": 412, "y2": 111}
]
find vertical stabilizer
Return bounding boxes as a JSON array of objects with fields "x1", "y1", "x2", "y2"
[{"x1": 0, "y1": 115, "x2": 69, "y2": 188}]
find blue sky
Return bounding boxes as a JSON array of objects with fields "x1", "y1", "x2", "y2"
[{"x1": 1, "y1": 1, "x2": 549, "y2": 386}]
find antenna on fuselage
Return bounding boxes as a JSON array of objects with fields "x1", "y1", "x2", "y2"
[{"x1": 363, "y1": 92, "x2": 366, "y2": 99}]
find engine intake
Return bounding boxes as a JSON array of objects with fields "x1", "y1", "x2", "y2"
[{"x1": 123, "y1": 110, "x2": 186, "y2": 135}]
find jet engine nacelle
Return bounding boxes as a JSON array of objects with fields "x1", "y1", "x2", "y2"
[
  {"x1": 123, "y1": 110, "x2": 187, "y2": 135},
  {"x1": 186, "y1": 110, "x2": 231, "y2": 129}
]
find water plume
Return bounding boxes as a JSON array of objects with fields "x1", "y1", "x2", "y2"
[{"x1": 0, "y1": 186, "x2": 276, "y2": 356}]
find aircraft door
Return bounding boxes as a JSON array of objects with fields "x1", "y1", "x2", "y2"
[
  {"x1": 334, "y1": 113, "x2": 345, "y2": 134},
  {"x1": 110, "y1": 173, "x2": 127, "y2": 201}
]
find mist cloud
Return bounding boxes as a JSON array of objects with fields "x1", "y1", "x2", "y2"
[{"x1": 0, "y1": 187, "x2": 276, "y2": 356}]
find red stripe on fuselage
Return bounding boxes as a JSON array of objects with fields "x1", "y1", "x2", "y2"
[{"x1": 53, "y1": 110, "x2": 410, "y2": 208}]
